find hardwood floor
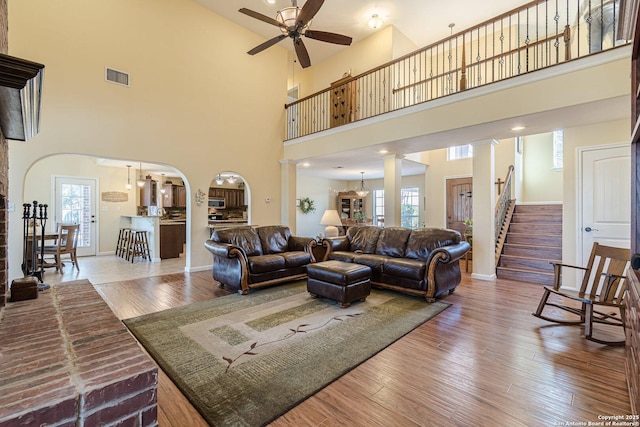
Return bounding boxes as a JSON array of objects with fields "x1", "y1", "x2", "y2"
[{"x1": 69, "y1": 257, "x2": 630, "y2": 426}]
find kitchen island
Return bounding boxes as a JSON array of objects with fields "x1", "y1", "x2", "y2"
[
  {"x1": 207, "y1": 219, "x2": 250, "y2": 235},
  {"x1": 159, "y1": 220, "x2": 186, "y2": 259}
]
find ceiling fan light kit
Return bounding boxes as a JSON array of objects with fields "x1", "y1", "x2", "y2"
[{"x1": 239, "y1": 0, "x2": 352, "y2": 68}]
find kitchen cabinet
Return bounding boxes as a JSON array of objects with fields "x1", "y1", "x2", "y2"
[
  {"x1": 161, "y1": 185, "x2": 186, "y2": 208},
  {"x1": 160, "y1": 222, "x2": 186, "y2": 259},
  {"x1": 139, "y1": 178, "x2": 158, "y2": 207},
  {"x1": 337, "y1": 191, "x2": 365, "y2": 223},
  {"x1": 208, "y1": 187, "x2": 245, "y2": 208}
]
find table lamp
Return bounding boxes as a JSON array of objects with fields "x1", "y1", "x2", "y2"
[{"x1": 320, "y1": 209, "x2": 342, "y2": 238}]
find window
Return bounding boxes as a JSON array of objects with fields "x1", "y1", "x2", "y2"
[
  {"x1": 372, "y1": 188, "x2": 421, "y2": 229},
  {"x1": 373, "y1": 189, "x2": 384, "y2": 226},
  {"x1": 401, "y1": 188, "x2": 420, "y2": 229},
  {"x1": 553, "y1": 130, "x2": 564, "y2": 169},
  {"x1": 447, "y1": 144, "x2": 473, "y2": 160}
]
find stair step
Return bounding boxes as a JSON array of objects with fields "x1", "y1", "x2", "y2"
[
  {"x1": 496, "y1": 267, "x2": 555, "y2": 285},
  {"x1": 508, "y1": 223, "x2": 562, "y2": 235},
  {"x1": 502, "y1": 243, "x2": 561, "y2": 259},
  {"x1": 498, "y1": 255, "x2": 555, "y2": 272},
  {"x1": 506, "y1": 233, "x2": 562, "y2": 246},
  {"x1": 511, "y1": 213, "x2": 562, "y2": 224},
  {"x1": 514, "y1": 204, "x2": 562, "y2": 214}
]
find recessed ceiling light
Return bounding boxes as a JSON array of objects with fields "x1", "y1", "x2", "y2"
[
  {"x1": 379, "y1": 149, "x2": 389, "y2": 154},
  {"x1": 511, "y1": 126, "x2": 525, "y2": 131},
  {"x1": 265, "y1": 0, "x2": 276, "y2": 4},
  {"x1": 302, "y1": 162, "x2": 310, "y2": 167}
]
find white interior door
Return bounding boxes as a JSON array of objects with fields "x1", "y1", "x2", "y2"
[
  {"x1": 580, "y1": 144, "x2": 630, "y2": 265},
  {"x1": 54, "y1": 177, "x2": 97, "y2": 257}
]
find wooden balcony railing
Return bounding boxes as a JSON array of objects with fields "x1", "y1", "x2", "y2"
[{"x1": 285, "y1": 0, "x2": 628, "y2": 140}]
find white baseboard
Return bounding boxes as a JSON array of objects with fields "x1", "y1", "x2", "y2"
[
  {"x1": 187, "y1": 265, "x2": 210, "y2": 273},
  {"x1": 471, "y1": 273, "x2": 497, "y2": 281}
]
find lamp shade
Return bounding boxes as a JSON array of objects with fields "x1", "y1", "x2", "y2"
[{"x1": 320, "y1": 209, "x2": 343, "y2": 238}]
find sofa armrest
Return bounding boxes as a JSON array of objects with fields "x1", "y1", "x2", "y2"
[
  {"x1": 204, "y1": 240, "x2": 248, "y2": 263},
  {"x1": 324, "y1": 236, "x2": 349, "y2": 254},
  {"x1": 430, "y1": 241, "x2": 471, "y2": 264}
]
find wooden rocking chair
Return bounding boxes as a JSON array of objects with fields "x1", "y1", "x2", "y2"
[{"x1": 532, "y1": 242, "x2": 630, "y2": 345}]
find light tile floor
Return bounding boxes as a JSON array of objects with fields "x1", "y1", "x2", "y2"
[{"x1": 39, "y1": 254, "x2": 187, "y2": 286}]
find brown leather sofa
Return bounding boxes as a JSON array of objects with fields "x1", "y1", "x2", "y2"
[
  {"x1": 323, "y1": 226, "x2": 470, "y2": 302},
  {"x1": 204, "y1": 225, "x2": 316, "y2": 294}
]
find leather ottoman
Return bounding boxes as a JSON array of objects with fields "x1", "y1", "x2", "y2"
[{"x1": 307, "y1": 260, "x2": 371, "y2": 308}]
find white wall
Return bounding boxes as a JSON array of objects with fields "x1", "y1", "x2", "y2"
[
  {"x1": 296, "y1": 175, "x2": 348, "y2": 238},
  {"x1": 521, "y1": 132, "x2": 563, "y2": 202}
]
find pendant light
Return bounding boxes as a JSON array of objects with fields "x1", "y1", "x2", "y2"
[
  {"x1": 125, "y1": 165, "x2": 132, "y2": 190},
  {"x1": 215, "y1": 174, "x2": 224, "y2": 186},
  {"x1": 136, "y1": 161, "x2": 145, "y2": 187},
  {"x1": 227, "y1": 175, "x2": 237, "y2": 184},
  {"x1": 355, "y1": 171, "x2": 369, "y2": 197}
]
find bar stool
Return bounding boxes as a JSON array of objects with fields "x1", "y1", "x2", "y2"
[
  {"x1": 127, "y1": 230, "x2": 151, "y2": 262},
  {"x1": 116, "y1": 228, "x2": 131, "y2": 258}
]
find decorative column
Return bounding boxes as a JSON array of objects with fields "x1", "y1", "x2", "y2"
[
  {"x1": 383, "y1": 154, "x2": 403, "y2": 227},
  {"x1": 280, "y1": 159, "x2": 297, "y2": 234},
  {"x1": 472, "y1": 140, "x2": 498, "y2": 281}
]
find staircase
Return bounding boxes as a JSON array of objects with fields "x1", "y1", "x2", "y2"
[{"x1": 496, "y1": 204, "x2": 562, "y2": 285}]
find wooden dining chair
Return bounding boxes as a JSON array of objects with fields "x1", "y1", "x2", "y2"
[
  {"x1": 42, "y1": 224, "x2": 80, "y2": 272},
  {"x1": 532, "y1": 242, "x2": 630, "y2": 345}
]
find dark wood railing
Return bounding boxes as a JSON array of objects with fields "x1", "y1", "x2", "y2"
[
  {"x1": 495, "y1": 165, "x2": 516, "y2": 264},
  {"x1": 285, "y1": 0, "x2": 627, "y2": 139}
]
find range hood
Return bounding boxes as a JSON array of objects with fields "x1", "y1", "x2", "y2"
[{"x1": 0, "y1": 53, "x2": 44, "y2": 141}]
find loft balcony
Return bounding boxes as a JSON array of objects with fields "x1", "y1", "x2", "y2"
[{"x1": 284, "y1": 0, "x2": 630, "y2": 141}]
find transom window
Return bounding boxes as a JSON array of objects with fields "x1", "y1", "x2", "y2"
[{"x1": 447, "y1": 144, "x2": 473, "y2": 160}]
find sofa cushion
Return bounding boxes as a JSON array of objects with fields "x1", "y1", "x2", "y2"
[
  {"x1": 328, "y1": 251, "x2": 356, "y2": 263},
  {"x1": 352, "y1": 253, "x2": 387, "y2": 275},
  {"x1": 383, "y1": 258, "x2": 427, "y2": 281},
  {"x1": 257, "y1": 225, "x2": 291, "y2": 254},
  {"x1": 248, "y1": 254, "x2": 285, "y2": 274},
  {"x1": 405, "y1": 228, "x2": 462, "y2": 260},
  {"x1": 376, "y1": 227, "x2": 412, "y2": 257},
  {"x1": 281, "y1": 251, "x2": 311, "y2": 268},
  {"x1": 347, "y1": 226, "x2": 381, "y2": 253},
  {"x1": 212, "y1": 226, "x2": 263, "y2": 257}
]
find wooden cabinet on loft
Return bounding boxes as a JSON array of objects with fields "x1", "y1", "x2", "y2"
[
  {"x1": 330, "y1": 75, "x2": 357, "y2": 128},
  {"x1": 337, "y1": 191, "x2": 365, "y2": 224}
]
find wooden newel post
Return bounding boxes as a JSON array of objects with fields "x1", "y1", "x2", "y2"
[{"x1": 563, "y1": 25, "x2": 571, "y2": 60}]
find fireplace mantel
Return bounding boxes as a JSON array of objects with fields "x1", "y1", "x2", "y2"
[{"x1": 0, "y1": 53, "x2": 44, "y2": 141}]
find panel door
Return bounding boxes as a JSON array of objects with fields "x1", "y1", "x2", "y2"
[{"x1": 446, "y1": 177, "x2": 473, "y2": 236}]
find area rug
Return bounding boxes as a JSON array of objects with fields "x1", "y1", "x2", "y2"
[{"x1": 123, "y1": 281, "x2": 450, "y2": 426}]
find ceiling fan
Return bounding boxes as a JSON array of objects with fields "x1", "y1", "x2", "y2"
[{"x1": 239, "y1": 0, "x2": 352, "y2": 69}]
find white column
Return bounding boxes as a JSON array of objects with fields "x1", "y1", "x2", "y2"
[
  {"x1": 280, "y1": 159, "x2": 297, "y2": 234},
  {"x1": 383, "y1": 154, "x2": 403, "y2": 227},
  {"x1": 472, "y1": 140, "x2": 498, "y2": 281}
]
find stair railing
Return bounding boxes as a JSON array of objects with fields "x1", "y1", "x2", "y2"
[
  {"x1": 495, "y1": 165, "x2": 515, "y2": 264},
  {"x1": 285, "y1": 0, "x2": 628, "y2": 140}
]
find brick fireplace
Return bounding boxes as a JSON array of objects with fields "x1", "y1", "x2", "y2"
[{"x1": 0, "y1": 2, "x2": 158, "y2": 425}]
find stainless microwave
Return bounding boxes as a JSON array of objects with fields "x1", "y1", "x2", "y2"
[{"x1": 208, "y1": 197, "x2": 225, "y2": 209}]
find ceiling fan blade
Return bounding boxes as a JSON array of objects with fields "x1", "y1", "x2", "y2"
[
  {"x1": 294, "y1": 38, "x2": 311, "y2": 68},
  {"x1": 239, "y1": 8, "x2": 285, "y2": 29},
  {"x1": 305, "y1": 30, "x2": 352, "y2": 46},
  {"x1": 296, "y1": 0, "x2": 324, "y2": 27},
  {"x1": 247, "y1": 34, "x2": 287, "y2": 55}
]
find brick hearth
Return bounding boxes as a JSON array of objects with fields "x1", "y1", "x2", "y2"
[{"x1": 0, "y1": 281, "x2": 158, "y2": 426}]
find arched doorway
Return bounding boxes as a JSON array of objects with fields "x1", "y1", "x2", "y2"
[{"x1": 207, "y1": 172, "x2": 250, "y2": 232}]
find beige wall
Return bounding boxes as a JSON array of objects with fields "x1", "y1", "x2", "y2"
[
  {"x1": 8, "y1": 0, "x2": 288, "y2": 280},
  {"x1": 24, "y1": 155, "x2": 139, "y2": 253},
  {"x1": 521, "y1": 132, "x2": 563, "y2": 202}
]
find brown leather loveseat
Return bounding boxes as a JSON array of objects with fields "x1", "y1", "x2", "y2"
[
  {"x1": 204, "y1": 225, "x2": 316, "y2": 294},
  {"x1": 324, "y1": 226, "x2": 470, "y2": 302}
]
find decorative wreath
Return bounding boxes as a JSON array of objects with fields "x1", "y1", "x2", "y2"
[{"x1": 299, "y1": 197, "x2": 316, "y2": 214}]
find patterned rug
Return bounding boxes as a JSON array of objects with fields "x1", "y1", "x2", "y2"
[{"x1": 123, "y1": 281, "x2": 450, "y2": 426}]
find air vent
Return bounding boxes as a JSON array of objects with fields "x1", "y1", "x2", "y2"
[{"x1": 105, "y1": 67, "x2": 130, "y2": 87}]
